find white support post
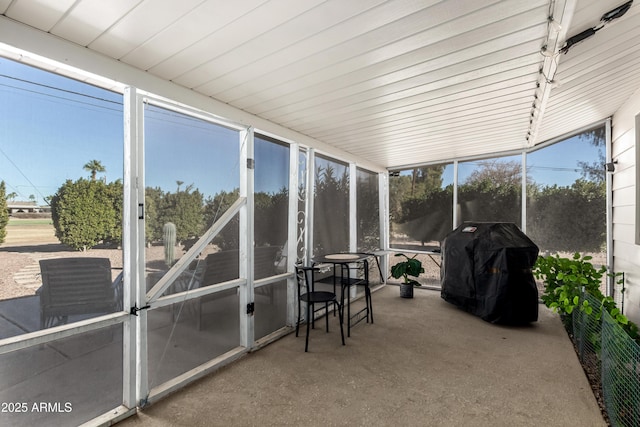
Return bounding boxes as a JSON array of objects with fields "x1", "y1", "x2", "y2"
[
  {"x1": 287, "y1": 143, "x2": 300, "y2": 326},
  {"x1": 239, "y1": 127, "x2": 255, "y2": 348},
  {"x1": 349, "y1": 163, "x2": 358, "y2": 253},
  {"x1": 453, "y1": 160, "x2": 459, "y2": 228},
  {"x1": 379, "y1": 172, "x2": 389, "y2": 282},
  {"x1": 521, "y1": 152, "x2": 527, "y2": 233},
  {"x1": 122, "y1": 86, "x2": 137, "y2": 410},
  {"x1": 306, "y1": 149, "x2": 316, "y2": 262},
  {"x1": 136, "y1": 92, "x2": 148, "y2": 408},
  {"x1": 605, "y1": 118, "x2": 614, "y2": 296},
  {"x1": 349, "y1": 163, "x2": 358, "y2": 298},
  {"x1": 123, "y1": 88, "x2": 148, "y2": 407}
]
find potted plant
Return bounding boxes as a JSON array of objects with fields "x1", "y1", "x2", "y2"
[{"x1": 390, "y1": 253, "x2": 424, "y2": 298}]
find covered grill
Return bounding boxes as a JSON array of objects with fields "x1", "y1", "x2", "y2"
[{"x1": 440, "y1": 222, "x2": 539, "y2": 324}]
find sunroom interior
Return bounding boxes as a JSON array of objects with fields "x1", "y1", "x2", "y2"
[{"x1": 1, "y1": 0, "x2": 640, "y2": 425}]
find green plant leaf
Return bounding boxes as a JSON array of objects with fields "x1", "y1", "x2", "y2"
[{"x1": 616, "y1": 315, "x2": 628, "y2": 325}]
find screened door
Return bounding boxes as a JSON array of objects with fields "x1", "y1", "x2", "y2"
[{"x1": 141, "y1": 102, "x2": 244, "y2": 396}]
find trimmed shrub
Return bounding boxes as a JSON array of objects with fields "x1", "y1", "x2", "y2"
[{"x1": 51, "y1": 178, "x2": 121, "y2": 251}]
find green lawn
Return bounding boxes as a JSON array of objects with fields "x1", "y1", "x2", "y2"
[{"x1": 7, "y1": 218, "x2": 53, "y2": 226}]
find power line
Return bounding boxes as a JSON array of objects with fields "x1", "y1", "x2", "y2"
[
  {"x1": 0, "y1": 145, "x2": 49, "y2": 203},
  {"x1": 0, "y1": 81, "x2": 121, "y2": 114},
  {"x1": 0, "y1": 73, "x2": 120, "y2": 106}
]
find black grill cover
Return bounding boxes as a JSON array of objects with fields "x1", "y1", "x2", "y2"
[{"x1": 440, "y1": 222, "x2": 539, "y2": 324}]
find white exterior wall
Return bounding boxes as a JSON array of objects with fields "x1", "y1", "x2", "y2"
[{"x1": 612, "y1": 88, "x2": 640, "y2": 324}]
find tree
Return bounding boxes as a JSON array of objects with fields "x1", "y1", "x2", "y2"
[
  {"x1": 409, "y1": 166, "x2": 445, "y2": 198},
  {"x1": 156, "y1": 184, "x2": 204, "y2": 243},
  {"x1": 464, "y1": 159, "x2": 526, "y2": 192},
  {"x1": 50, "y1": 178, "x2": 120, "y2": 251},
  {"x1": 456, "y1": 159, "x2": 525, "y2": 225},
  {"x1": 103, "y1": 180, "x2": 123, "y2": 246},
  {"x1": 144, "y1": 187, "x2": 163, "y2": 243},
  {"x1": 356, "y1": 172, "x2": 380, "y2": 251},
  {"x1": 6, "y1": 191, "x2": 17, "y2": 201},
  {"x1": 577, "y1": 126, "x2": 606, "y2": 184},
  {"x1": 83, "y1": 159, "x2": 106, "y2": 181},
  {"x1": 528, "y1": 179, "x2": 605, "y2": 252},
  {"x1": 255, "y1": 188, "x2": 289, "y2": 247},
  {"x1": 0, "y1": 181, "x2": 9, "y2": 243},
  {"x1": 203, "y1": 189, "x2": 240, "y2": 250},
  {"x1": 389, "y1": 165, "x2": 450, "y2": 245},
  {"x1": 314, "y1": 164, "x2": 349, "y2": 253}
]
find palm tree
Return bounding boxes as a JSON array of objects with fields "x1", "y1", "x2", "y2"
[{"x1": 83, "y1": 160, "x2": 106, "y2": 181}]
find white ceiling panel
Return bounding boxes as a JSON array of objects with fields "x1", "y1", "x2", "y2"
[
  {"x1": 0, "y1": 0, "x2": 12, "y2": 14},
  {"x1": 226, "y1": 17, "x2": 545, "y2": 112},
  {"x1": 219, "y1": 0, "x2": 521, "y2": 109},
  {"x1": 2, "y1": 0, "x2": 640, "y2": 169},
  {"x1": 307, "y1": 82, "x2": 535, "y2": 133},
  {"x1": 298, "y1": 78, "x2": 537, "y2": 136},
  {"x1": 279, "y1": 61, "x2": 541, "y2": 131},
  {"x1": 5, "y1": 0, "x2": 77, "y2": 31},
  {"x1": 187, "y1": 0, "x2": 390, "y2": 95},
  {"x1": 154, "y1": 0, "x2": 325, "y2": 85},
  {"x1": 261, "y1": 49, "x2": 542, "y2": 126},
  {"x1": 120, "y1": 0, "x2": 269, "y2": 71},
  {"x1": 201, "y1": 0, "x2": 443, "y2": 99},
  {"x1": 50, "y1": 0, "x2": 142, "y2": 46},
  {"x1": 88, "y1": 0, "x2": 205, "y2": 59}
]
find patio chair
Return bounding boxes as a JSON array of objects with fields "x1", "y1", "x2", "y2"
[
  {"x1": 37, "y1": 257, "x2": 123, "y2": 329},
  {"x1": 192, "y1": 246, "x2": 282, "y2": 329},
  {"x1": 295, "y1": 265, "x2": 344, "y2": 352}
]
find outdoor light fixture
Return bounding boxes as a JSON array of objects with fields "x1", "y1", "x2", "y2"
[
  {"x1": 601, "y1": 1, "x2": 634, "y2": 22},
  {"x1": 389, "y1": 171, "x2": 400, "y2": 177},
  {"x1": 605, "y1": 161, "x2": 618, "y2": 172},
  {"x1": 560, "y1": 0, "x2": 633, "y2": 54}
]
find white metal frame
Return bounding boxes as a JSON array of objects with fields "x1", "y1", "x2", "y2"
[{"x1": 134, "y1": 93, "x2": 254, "y2": 405}]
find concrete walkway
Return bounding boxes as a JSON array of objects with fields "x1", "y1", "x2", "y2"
[{"x1": 118, "y1": 285, "x2": 605, "y2": 427}]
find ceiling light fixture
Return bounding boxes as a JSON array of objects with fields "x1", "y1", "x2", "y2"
[
  {"x1": 601, "y1": 1, "x2": 633, "y2": 21},
  {"x1": 560, "y1": 0, "x2": 633, "y2": 54}
]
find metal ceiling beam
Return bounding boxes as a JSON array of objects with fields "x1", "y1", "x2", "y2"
[{"x1": 527, "y1": 0, "x2": 578, "y2": 147}]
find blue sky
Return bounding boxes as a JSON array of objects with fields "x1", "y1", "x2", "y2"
[
  {"x1": 1, "y1": 57, "x2": 123, "y2": 204},
  {"x1": 1, "y1": 56, "x2": 601, "y2": 206}
]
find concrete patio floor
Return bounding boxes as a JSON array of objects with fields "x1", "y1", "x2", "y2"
[{"x1": 118, "y1": 285, "x2": 605, "y2": 427}]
